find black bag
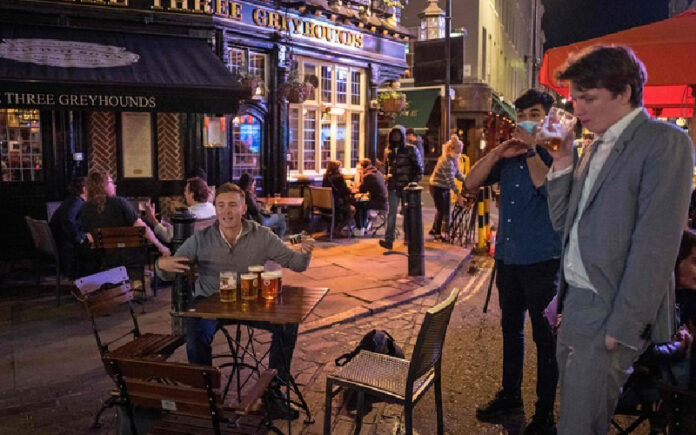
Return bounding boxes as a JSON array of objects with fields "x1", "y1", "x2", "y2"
[{"x1": 334, "y1": 330, "x2": 404, "y2": 412}]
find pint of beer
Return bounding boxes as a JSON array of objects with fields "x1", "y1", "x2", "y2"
[
  {"x1": 260, "y1": 272, "x2": 279, "y2": 300},
  {"x1": 240, "y1": 273, "x2": 259, "y2": 301},
  {"x1": 219, "y1": 271, "x2": 237, "y2": 303},
  {"x1": 248, "y1": 265, "x2": 265, "y2": 285}
]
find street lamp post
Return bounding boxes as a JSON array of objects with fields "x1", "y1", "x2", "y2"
[{"x1": 445, "y1": 0, "x2": 451, "y2": 138}]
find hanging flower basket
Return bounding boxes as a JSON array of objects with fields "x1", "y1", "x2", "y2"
[
  {"x1": 280, "y1": 77, "x2": 317, "y2": 104},
  {"x1": 379, "y1": 94, "x2": 407, "y2": 113}
]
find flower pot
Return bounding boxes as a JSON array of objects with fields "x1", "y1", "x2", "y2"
[
  {"x1": 286, "y1": 86, "x2": 307, "y2": 104},
  {"x1": 381, "y1": 95, "x2": 406, "y2": 113}
]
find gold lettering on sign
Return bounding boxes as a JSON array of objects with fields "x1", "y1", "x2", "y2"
[
  {"x1": 191, "y1": 0, "x2": 212, "y2": 13},
  {"x1": 215, "y1": 0, "x2": 241, "y2": 19},
  {"x1": 289, "y1": 17, "x2": 302, "y2": 34},
  {"x1": 253, "y1": 8, "x2": 267, "y2": 26}
]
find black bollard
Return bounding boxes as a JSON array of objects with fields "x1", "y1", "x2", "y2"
[
  {"x1": 170, "y1": 207, "x2": 195, "y2": 334},
  {"x1": 404, "y1": 182, "x2": 425, "y2": 276}
]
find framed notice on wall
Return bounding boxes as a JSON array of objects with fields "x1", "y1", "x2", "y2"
[{"x1": 121, "y1": 112, "x2": 153, "y2": 178}]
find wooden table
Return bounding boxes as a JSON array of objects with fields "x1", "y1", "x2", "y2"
[
  {"x1": 179, "y1": 286, "x2": 327, "y2": 324},
  {"x1": 179, "y1": 286, "x2": 328, "y2": 426},
  {"x1": 258, "y1": 197, "x2": 305, "y2": 208}
]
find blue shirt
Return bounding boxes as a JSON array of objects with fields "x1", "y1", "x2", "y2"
[{"x1": 484, "y1": 146, "x2": 561, "y2": 265}]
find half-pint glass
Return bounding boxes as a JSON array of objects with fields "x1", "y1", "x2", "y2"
[{"x1": 219, "y1": 271, "x2": 237, "y2": 303}]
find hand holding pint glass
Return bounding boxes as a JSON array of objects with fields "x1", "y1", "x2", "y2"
[{"x1": 538, "y1": 107, "x2": 577, "y2": 152}]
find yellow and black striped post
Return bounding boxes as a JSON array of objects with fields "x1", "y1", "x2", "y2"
[{"x1": 473, "y1": 186, "x2": 492, "y2": 255}]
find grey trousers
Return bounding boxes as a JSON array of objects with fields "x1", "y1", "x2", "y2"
[{"x1": 557, "y1": 286, "x2": 649, "y2": 435}]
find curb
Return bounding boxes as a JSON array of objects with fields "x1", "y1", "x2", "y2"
[{"x1": 299, "y1": 249, "x2": 472, "y2": 334}]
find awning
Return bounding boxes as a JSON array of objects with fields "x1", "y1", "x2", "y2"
[
  {"x1": 0, "y1": 24, "x2": 249, "y2": 113},
  {"x1": 393, "y1": 88, "x2": 441, "y2": 132},
  {"x1": 492, "y1": 94, "x2": 515, "y2": 120}
]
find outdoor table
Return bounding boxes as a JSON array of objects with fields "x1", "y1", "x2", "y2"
[
  {"x1": 179, "y1": 285, "x2": 328, "y2": 427},
  {"x1": 258, "y1": 197, "x2": 305, "y2": 208}
]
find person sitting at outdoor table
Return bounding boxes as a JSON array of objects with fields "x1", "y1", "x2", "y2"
[
  {"x1": 429, "y1": 135, "x2": 467, "y2": 241},
  {"x1": 142, "y1": 176, "x2": 216, "y2": 243},
  {"x1": 354, "y1": 158, "x2": 388, "y2": 236},
  {"x1": 49, "y1": 176, "x2": 93, "y2": 278},
  {"x1": 238, "y1": 173, "x2": 287, "y2": 239},
  {"x1": 322, "y1": 160, "x2": 357, "y2": 236},
  {"x1": 80, "y1": 171, "x2": 170, "y2": 275},
  {"x1": 156, "y1": 182, "x2": 315, "y2": 418}
]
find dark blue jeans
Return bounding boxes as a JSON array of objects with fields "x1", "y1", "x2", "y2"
[
  {"x1": 186, "y1": 314, "x2": 298, "y2": 382},
  {"x1": 429, "y1": 185, "x2": 450, "y2": 235},
  {"x1": 496, "y1": 259, "x2": 560, "y2": 414}
]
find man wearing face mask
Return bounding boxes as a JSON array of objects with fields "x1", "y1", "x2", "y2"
[
  {"x1": 465, "y1": 89, "x2": 561, "y2": 434},
  {"x1": 379, "y1": 125, "x2": 423, "y2": 250}
]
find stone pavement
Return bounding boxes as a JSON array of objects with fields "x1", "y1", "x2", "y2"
[{"x1": 0, "y1": 200, "x2": 473, "y2": 434}]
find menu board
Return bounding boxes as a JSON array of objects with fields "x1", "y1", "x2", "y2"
[{"x1": 121, "y1": 112, "x2": 153, "y2": 178}]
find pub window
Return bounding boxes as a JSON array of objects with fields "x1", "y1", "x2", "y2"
[
  {"x1": 351, "y1": 71, "x2": 362, "y2": 106},
  {"x1": 321, "y1": 66, "x2": 333, "y2": 103},
  {"x1": 336, "y1": 68, "x2": 348, "y2": 105},
  {"x1": 304, "y1": 63, "x2": 317, "y2": 101},
  {"x1": 350, "y1": 113, "x2": 361, "y2": 167},
  {"x1": 232, "y1": 114, "x2": 262, "y2": 180},
  {"x1": 226, "y1": 47, "x2": 269, "y2": 95},
  {"x1": 0, "y1": 109, "x2": 42, "y2": 182},
  {"x1": 290, "y1": 58, "x2": 365, "y2": 176},
  {"x1": 303, "y1": 109, "x2": 317, "y2": 172},
  {"x1": 288, "y1": 108, "x2": 299, "y2": 171}
]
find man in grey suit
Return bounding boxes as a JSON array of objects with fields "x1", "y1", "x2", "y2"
[{"x1": 546, "y1": 45, "x2": 694, "y2": 433}]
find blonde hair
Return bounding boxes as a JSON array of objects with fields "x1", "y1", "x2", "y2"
[
  {"x1": 86, "y1": 171, "x2": 110, "y2": 213},
  {"x1": 446, "y1": 135, "x2": 463, "y2": 155},
  {"x1": 326, "y1": 160, "x2": 342, "y2": 176}
]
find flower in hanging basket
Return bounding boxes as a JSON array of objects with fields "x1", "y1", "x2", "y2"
[
  {"x1": 280, "y1": 74, "x2": 318, "y2": 104},
  {"x1": 377, "y1": 90, "x2": 408, "y2": 114},
  {"x1": 235, "y1": 70, "x2": 262, "y2": 92}
]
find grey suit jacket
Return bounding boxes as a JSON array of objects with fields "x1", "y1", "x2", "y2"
[{"x1": 547, "y1": 110, "x2": 694, "y2": 348}]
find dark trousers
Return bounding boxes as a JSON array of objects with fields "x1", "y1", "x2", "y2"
[
  {"x1": 496, "y1": 258, "x2": 560, "y2": 414},
  {"x1": 429, "y1": 185, "x2": 450, "y2": 235},
  {"x1": 186, "y1": 315, "x2": 298, "y2": 382},
  {"x1": 354, "y1": 201, "x2": 369, "y2": 229}
]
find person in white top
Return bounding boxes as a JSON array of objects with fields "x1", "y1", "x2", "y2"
[
  {"x1": 144, "y1": 176, "x2": 216, "y2": 243},
  {"x1": 544, "y1": 45, "x2": 694, "y2": 434}
]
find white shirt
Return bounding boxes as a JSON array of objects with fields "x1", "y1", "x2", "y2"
[
  {"x1": 548, "y1": 108, "x2": 642, "y2": 292},
  {"x1": 189, "y1": 201, "x2": 216, "y2": 220}
]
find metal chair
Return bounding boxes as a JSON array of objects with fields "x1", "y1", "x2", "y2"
[
  {"x1": 106, "y1": 356, "x2": 276, "y2": 435},
  {"x1": 92, "y1": 226, "x2": 153, "y2": 298},
  {"x1": 324, "y1": 287, "x2": 461, "y2": 435},
  {"x1": 24, "y1": 216, "x2": 63, "y2": 305},
  {"x1": 73, "y1": 266, "x2": 185, "y2": 428},
  {"x1": 309, "y1": 186, "x2": 336, "y2": 241}
]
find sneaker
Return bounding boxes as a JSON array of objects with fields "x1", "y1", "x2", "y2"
[
  {"x1": 379, "y1": 240, "x2": 393, "y2": 250},
  {"x1": 523, "y1": 412, "x2": 556, "y2": 435},
  {"x1": 352, "y1": 227, "x2": 365, "y2": 237},
  {"x1": 475, "y1": 390, "x2": 523, "y2": 422}
]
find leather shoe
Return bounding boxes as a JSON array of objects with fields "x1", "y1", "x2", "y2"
[
  {"x1": 523, "y1": 411, "x2": 556, "y2": 435},
  {"x1": 476, "y1": 390, "x2": 523, "y2": 422},
  {"x1": 379, "y1": 240, "x2": 393, "y2": 250}
]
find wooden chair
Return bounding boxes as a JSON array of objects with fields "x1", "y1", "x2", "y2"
[
  {"x1": 309, "y1": 186, "x2": 335, "y2": 241},
  {"x1": 105, "y1": 356, "x2": 276, "y2": 435},
  {"x1": 659, "y1": 384, "x2": 696, "y2": 434},
  {"x1": 25, "y1": 216, "x2": 63, "y2": 305},
  {"x1": 73, "y1": 266, "x2": 185, "y2": 428},
  {"x1": 324, "y1": 287, "x2": 461, "y2": 435},
  {"x1": 93, "y1": 226, "x2": 153, "y2": 297}
]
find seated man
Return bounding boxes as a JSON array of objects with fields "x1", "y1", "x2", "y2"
[
  {"x1": 355, "y1": 159, "x2": 387, "y2": 235},
  {"x1": 49, "y1": 176, "x2": 92, "y2": 278},
  {"x1": 238, "y1": 173, "x2": 286, "y2": 239},
  {"x1": 144, "y1": 176, "x2": 215, "y2": 243},
  {"x1": 156, "y1": 183, "x2": 314, "y2": 416}
]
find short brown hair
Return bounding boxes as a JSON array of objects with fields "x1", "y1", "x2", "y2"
[
  {"x1": 555, "y1": 45, "x2": 646, "y2": 108},
  {"x1": 214, "y1": 182, "x2": 245, "y2": 201},
  {"x1": 67, "y1": 176, "x2": 87, "y2": 196},
  {"x1": 186, "y1": 177, "x2": 210, "y2": 203}
]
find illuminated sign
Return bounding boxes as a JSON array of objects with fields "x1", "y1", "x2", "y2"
[
  {"x1": 251, "y1": 9, "x2": 363, "y2": 48},
  {"x1": 0, "y1": 92, "x2": 157, "y2": 109}
]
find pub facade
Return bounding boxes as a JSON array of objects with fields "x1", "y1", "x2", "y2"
[{"x1": 0, "y1": 0, "x2": 410, "y2": 256}]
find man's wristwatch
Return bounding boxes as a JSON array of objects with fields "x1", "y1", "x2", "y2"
[{"x1": 525, "y1": 147, "x2": 537, "y2": 159}]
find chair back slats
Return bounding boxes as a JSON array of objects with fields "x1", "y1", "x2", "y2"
[
  {"x1": 123, "y1": 378, "x2": 220, "y2": 418},
  {"x1": 310, "y1": 186, "x2": 333, "y2": 210},
  {"x1": 85, "y1": 284, "x2": 134, "y2": 316},
  {"x1": 75, "y1": 267, "x2": 130, "y2": 294},
  {"x1": 407, "y1": 288, "x2": 460, "y2": 382},
  {"x1": 74, "y1": 267, "x2": 133, "y2": 316},
  {"x1": 94, "y1": 226, "x2": 146, "y2": 249},
  {"x1": 194, "y1": 217, "x2": 217, "y2": 232},
  {"x1": 108, "y1": 358, "x2": 221, "y2": 389},
  {"x1": 25, "y1": 216, "x2": 58, "y2": 258}
]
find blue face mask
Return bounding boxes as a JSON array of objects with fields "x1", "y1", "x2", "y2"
[{"x1": 517, "y1": 120, "x2": 540, "y2": 134}]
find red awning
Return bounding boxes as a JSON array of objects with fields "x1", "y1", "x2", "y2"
[{"x1": 540, "y1": 9, "x2": 696, "y2": 118}]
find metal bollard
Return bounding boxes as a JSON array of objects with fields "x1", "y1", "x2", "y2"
[
  {"x1": 170, "y1": 207, "x2": 195, "y2": 334},
  {"x1": 404, "y1": 182, "x2": 425, "y2": 276}
]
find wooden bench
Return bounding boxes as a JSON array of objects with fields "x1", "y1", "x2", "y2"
[{"x1": 106, "y1": 356, "x2": 276, "y2": 434}]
